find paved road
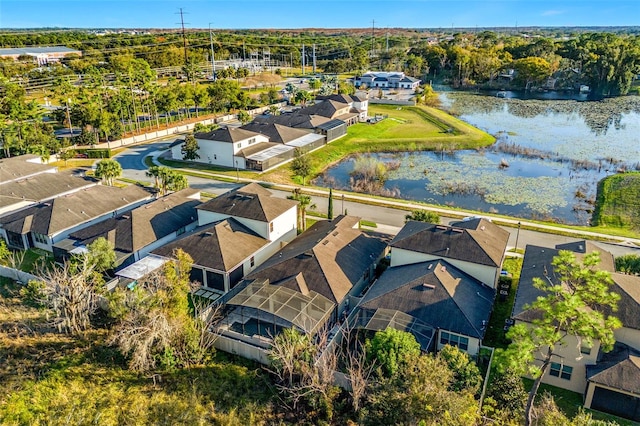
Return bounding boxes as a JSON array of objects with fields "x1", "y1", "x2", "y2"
[{"x1": 114, "y1": 140, "x2": 640, "y2": 259}]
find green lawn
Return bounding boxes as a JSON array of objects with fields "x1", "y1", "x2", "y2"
[
  {"x1": 523, "y1": 379, "x2": 638, "y2": 425},
  {"x1": 262, "y1": 104, "x2": 495, "y2": 185},
  {"x1": 483, "y1": 256, "x2": 522, "y2": 349}
]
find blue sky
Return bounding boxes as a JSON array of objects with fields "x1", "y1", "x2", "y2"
[{"x1": 1, "y1": 0, "x2": 639, "y2": 29}]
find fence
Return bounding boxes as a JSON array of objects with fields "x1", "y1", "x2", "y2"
[
  {"x1": 369, "y1": 99, "x2": 416, "y2": 106},
  {"x1": 0, "y1": 265, "x2": 41, "y2": 284}
]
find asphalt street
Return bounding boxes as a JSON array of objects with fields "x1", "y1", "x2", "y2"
[{"x1": 114, "y1": 139, "x2": 640, "y2": 258}]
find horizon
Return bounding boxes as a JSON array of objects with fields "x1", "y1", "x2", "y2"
[{"x1": 2, "y1": 1, "x2": 639, "y2": 31}]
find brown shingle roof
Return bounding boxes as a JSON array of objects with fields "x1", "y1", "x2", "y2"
[
  {"x1": 68, "y1": 188, "x2": 200, "y2": 253},
  {"x1": 195, "y1": 127, "x2": 261, "y2": 143},
  {"x1": 196, "y1": 183, "x2": 297, "y2": 222},
  {"x1": 245, "y1": 215, "x2": 388, "y2": 303},
  {"x1": 391, "y1": 218, "x2": 509, "y2": 268},
  {"x1": 359, "y1": 260, "x2": 495, "y2": 339},
  {"x1": 0, "y1": 184, "x2": 151, "y2": 236},
  {"x1": 152, "y1": 217, "x2": 269, "y2": 272},
  {"x1": 255, "y1": 112, "x2": 332, "y2": 130}
]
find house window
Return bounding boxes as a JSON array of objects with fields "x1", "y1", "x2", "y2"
[
  {"x1": 549, "y1": 362, "x2": 573, "y2": 380},
  {"x1": 269, "y1": 222, "x2": 274, "y2": 232},
  {"x1": 250, "y1": 256, "x2": 255, "y2": 267},
  {"x1": 236, "y1": 143, "x2": 241, "y2": 149},
  {"x1": 176, "y1": 226, "x2": 186, "y2": 236},
  {"x1": 249, "y1": 138, "x2": 255, "y2": 145},
  {"x1": 580, "y1": 342, "x2": 592, "y2": 355},
  {"x1": 33, "y1": 232, "x2": 48, "y2": 244},
  {"x1": 440, "y1": 331, "x2": 469, "y2": 351}
]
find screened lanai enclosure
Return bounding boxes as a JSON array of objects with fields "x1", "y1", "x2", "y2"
[
  {"x1": 212, "y1": 279, "x2": 336, "y2": 364},
  {"x1": 352, "y1": 307, "x2": 436, "y2": 351}
]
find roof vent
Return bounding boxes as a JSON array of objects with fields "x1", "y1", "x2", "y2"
[
  {"x1": 578, "y1": 244, "x2": 584, "y2": 251},
  {"x1": 422, "y1": 283, "x2": 435, "y2": 290},
  {"x1": 427, "y1": 263, "x2": 433, "y2": 270},
  {"x1": 441, "y1": 266, "x2": 447, "y2": 272},
  {"x1": 203, "y1": 231, "x2": 214, "y2": 236},
  {"x1": 452, "y1": 228, "x2": 464, "y2": 233},
  {"x1": 480, "y1": 225, "x2": 486, "y2": 231},
  {"x1": 322, "y1": 240, "x2": 329, "y2": 245},
  {"x1": 122, "y1": 215, "x2": 130, "y2": 219},
  {"x1": 435, "y1": 225, "x2": 448, "y2": 231}
]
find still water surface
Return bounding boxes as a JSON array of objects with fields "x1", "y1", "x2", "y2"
[{"x1": 315, "y1": 93, "x2": 640, "y2": 225}]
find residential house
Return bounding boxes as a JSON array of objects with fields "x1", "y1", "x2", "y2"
[
  {"x1": 389, "y1": 218, "x2": 509, "y2": 289},
  {"x1": 152, "y1": 217, "x2": 271, "y2": 294},
  {"x1": 512, "y1": 241, "x2": 640, "y2": 421},
  {"x1": 355, "y1": 259, "x2": 495, "y2": 356},
  {"x1": 52, "y1": 188, "x2": 201, "y2": 267},
  {"x1": 171, "y1": 127, "x2": 269, "y2": 169},
  {"x1": 0, "y1": 185, "x2": 151, "y2": 252},
  {"x1": 212, "y1": 215, "x2": 388, "y2": 364},
  {"x1": 354, "y1": 71, "x2": 421, "y2": 90},
  {"x1": 296, "y1": 99, "x2": 360, "y2": 126},
  {"x1": 195, "y1": 183, "x2": 298, "y2": 245},
  {"x1": 0, "y1": 171, "x2": 97, "y2": 216},
  {"x1": 314, "y1": 92, "x2": 370, "y2": 122}
]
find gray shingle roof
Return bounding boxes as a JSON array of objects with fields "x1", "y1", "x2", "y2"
[
  {"x1": 0, "y1": 154, "x2": 57, "y2": 184},
  {"x1": 152, "y1": 217, "x2": 269, "y2": 272},
  {"x1": 359, "y1": 260, "x2": 495, "y2": 339},
  {"x1": 68, "y1": 188, "x2": 200, "y2": 253},
  {"x1": 391, "y1": 218, "x2": 509, "y2": 268},
  {"x1": 0, "y1": 172, "x2": 96, "y2": 212},
  {"x1": 245, "y1": 215, "x2": 388, "y2": 303},
  {"x1": 0, "y1": 184, "x2": 151, "y2": 236},
  {"x1": 587, "y1": 343, "x2": 640, "y2": 395},
  {"x1": 240, "y1": 122, "x2": 311, "y2": 143},
  {"x1": 196, "y1": 183, "x2": 297, "y2": 223},
  {"x1": 255, "y1": 112, "x2": 332, "y2": 130},
  {"x1": 195, "y1": 127, "x2": 261, "y2": 143},
  {"x1": 296, "y1": 100, "x2": 350, "y2": 119},
  {"x1": 512, "y1": 242, "x2": 640, "y2": 329}
]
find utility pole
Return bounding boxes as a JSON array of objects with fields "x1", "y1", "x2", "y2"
[
  {"x1": 242, "y1": 41, "x2": 246, "y2": 62},
  {"x1": 386, "y1": 31, "x2": 389, "y2": 52},
  {"x1": 312, "y1": 44, "x2": 316, "y2": 74},
  {"x1": 208, "y1": 23, "x2": 216, "y2": 80},
  {"x1": 177, "y1": 8, "x2": 188, "y2": 65},
  {"x1": 371, "y1": 19, "x2": 375, "y2": 58},
  {"x1": 302, "y1": 44, "x2": 305, "y2": 75}
]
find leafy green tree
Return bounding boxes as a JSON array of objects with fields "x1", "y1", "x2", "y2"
[
  {"x1": 181, "y1": 134, "x2": 200, "y2": 161},
  {"x1": 496, "y1": 250, "x2": 622, "y2": 426},
  {"x1": 327, "y1": 188, "x2": 334, "y2": 220},
  {"x1": 366, "y1": 328, "x2": 421, "y2": 378},
  {"x1": 615, "y1": 254, "x2": 640, "y2": 275},
  {"x1": 237, "y1": 110, "x2": 251, "y2": 124},
  {"x1": 94, "y1": 159, "x2": 122, "y2": 186},
  {"x1": 364, "y1": 352, "x2": 479, "y2": 426},
  {"x1": 437, "y1": 344, "x2": 481, "y2": 393},
  {"x1": 405, "y1": 209, "x2": 439, "y2": 224},
  {"x1": 146, "y1": 166, "x2": 189, "y2": 195},
  {"x1": 512, "y1": 56, "x2": 552, "y2": 89},
  {"x1": 293, "y1": 90, "x2": 312, "y2": 106},
  {"x1": 0, "y1": 238, "x2": 9, "y2": 264},
  {"x1": 290, "y1": 147, "x2": 312, "y2": 186},
  {"x1": 86, "y1": 237, "x2": 116, "y2": 273},
  {"x1": 483, "y1": 367, "x2": 527, "y2": 423}
]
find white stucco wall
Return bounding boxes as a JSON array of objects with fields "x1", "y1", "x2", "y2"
[
  {"x1": 390, "y1": 247, "x2": 498, "y2": 288},
  {"x1": 515, "y1": 321, "x2": 601, "y2": 394},
  {"x1": 436, "y1": 329, "x2": 481, "y2": 357},
  {"x1": 614, "y1": 326, "x2": 640, "y2": 351}
]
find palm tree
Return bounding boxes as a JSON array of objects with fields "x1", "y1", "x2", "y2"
[
  {"x1": 95, "y1": 159, "x2": 122, "y2": 186},
  {"x1": 288, "y1": 188, "x2": 316, "y2": 231}
]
